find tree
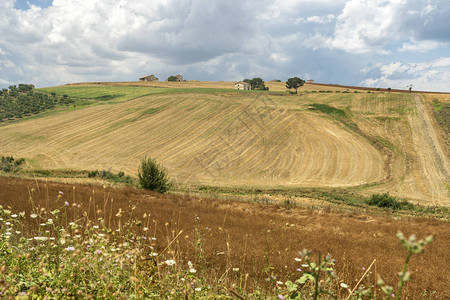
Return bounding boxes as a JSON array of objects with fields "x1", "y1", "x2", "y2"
[
  {"x1": 244, "y1": 78, "x2": 269, "y2": 90},
  {"x1": 167, "y1": 76, "x2": 177, "y2": 82},
  {"x1": 138, "y1": 157, "x2": 170, "y2": 193},
  {"x1": 286, "y1": 77, "x2": 305, "y2": 94}
]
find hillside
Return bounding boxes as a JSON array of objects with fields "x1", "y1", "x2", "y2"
[{"x1": 0, "y1": 82, "x2": 449, "y2": 206}]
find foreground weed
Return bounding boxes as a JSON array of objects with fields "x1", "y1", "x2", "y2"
[
  {"x1": 276, "y1": 231, "x2": 433, "y2": 300},
  {"x1": 278, "y1": 250, "x2": 337, "y2": 300},
  {"x1": 377, "y1": 231, "x2": 433, "y2": 300}
]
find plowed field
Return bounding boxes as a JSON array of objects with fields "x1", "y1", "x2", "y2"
[{"x1": 0, "y1": 84, "x2": 449, "y2": 205}]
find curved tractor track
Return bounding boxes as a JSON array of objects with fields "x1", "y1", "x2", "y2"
[{"x1": 0, "y1": 93, "x2": 384, "y2": 188}]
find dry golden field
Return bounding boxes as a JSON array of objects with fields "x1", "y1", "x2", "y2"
[
  {"x1": 1, "y1": 82, "x2": 449, "y2": 206},
  {"x1": 68, "y1": 80, "x2": 361, "y2": 92}
]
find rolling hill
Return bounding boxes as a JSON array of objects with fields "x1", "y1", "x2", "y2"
[{"x1": 0, "y1": 82, "x2": 448, "y2": 206}]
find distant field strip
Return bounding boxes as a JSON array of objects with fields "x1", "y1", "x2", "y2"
[{"x1": 0, "y1": 92, "x2": 384, "y2": 188}]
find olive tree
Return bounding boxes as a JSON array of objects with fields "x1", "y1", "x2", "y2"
[{"x1": 286, "y1": 77, "x2": 305, "y2": 94}]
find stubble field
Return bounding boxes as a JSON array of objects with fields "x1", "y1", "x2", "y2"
[{"x1": 0, "y1": 82, "x2": 448, "y2": 205}]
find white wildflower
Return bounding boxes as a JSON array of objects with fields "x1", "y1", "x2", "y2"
[
  {"x1": 188, "y1": 261, "x2": 196, "y2": 273},
  {"x1": 340, "y1": 283, "x2": 349, "y2": 289},
  {"x1": 165, "y1": 259, "x2": 176, "y2": 266}
]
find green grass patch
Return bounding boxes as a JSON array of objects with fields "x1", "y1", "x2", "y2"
[
  {"x1": 139, "y1": 107, "x2": 166, "y2": 117},
  {"x1": 308, "y1": 103, "x2": 347, "y2": 117},
  {"x1": 38, "y1": 86, "x2": 164, "y2": 103},
  {"x1": 431, "y1": 99, "x2": 450, "y2": 154}
]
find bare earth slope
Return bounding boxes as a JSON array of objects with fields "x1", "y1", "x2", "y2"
[{"x1": 0, "y1": 85, "x2": 449, "y2": 205}]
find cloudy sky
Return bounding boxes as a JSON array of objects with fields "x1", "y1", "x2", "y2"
[{"x1": 1, "y1": 0, "x2": 449, "y2": 92}]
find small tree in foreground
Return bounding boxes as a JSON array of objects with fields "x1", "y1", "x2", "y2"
[
  {"x1": 286, "y1": 77, "x2": 305, "y2": 94},
  {"x1": 138, "y1": 156, "x2": 170, "y2": 193}
]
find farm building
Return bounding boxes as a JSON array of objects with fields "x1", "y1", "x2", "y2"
[
  {"x1": 175, "y1": 75, "x2": 184, "y2": 82},
  {"x1": 306, "y1": 79, "x2": 315, "y2": 83},
  {"x1": 234, "y1": 81, "x2": 250, "y2": 90},
  {"x1": 139, "y1": 75, "x2": 158, "y2": 82}
]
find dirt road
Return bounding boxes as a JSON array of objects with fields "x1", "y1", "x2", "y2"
[{"x1": 400, "y1": 95, "x2": 450, "y2": 202}]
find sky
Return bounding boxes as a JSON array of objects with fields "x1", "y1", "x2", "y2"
[{"x1": 1, "y1": 0, "x2": 449, "y2": 92}]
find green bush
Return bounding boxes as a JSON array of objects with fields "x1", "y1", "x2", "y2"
[
  {"x1": 87, "y1": 169, "x2": 133, "y2": 184},
  {"x1": 88, "y1": 170, "x2": 99, "y2": 178},
  {"x1": 367, "y1": 193, "x2": 412, "y2": 210},
  {"x1": 138, "y1": 157, "x2": 170, "y2": 193},
  {"x1": 0, "y1": 156, "x2": 25, "y2": 172}
]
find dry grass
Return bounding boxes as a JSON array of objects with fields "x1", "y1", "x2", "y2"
[{"x1": 0, "y1": 176, "x2": 448, "y2": 298}]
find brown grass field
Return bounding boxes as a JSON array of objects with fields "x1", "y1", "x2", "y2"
[
  {"x1": 0, "y1": 176, "x2": 448, "y2": 298},
  {"x1": 0, "y1": 81, "x2": 448, "y2": 205}
]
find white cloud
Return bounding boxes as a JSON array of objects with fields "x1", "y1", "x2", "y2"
[
  {"x1": 303, "y1": 33, "x2": 333, "y2": 51},
  {"x1": 432, "y1": 57, "x2": 450, "y2": 68},
  {"x1": 331, "y1": 0, "x2": 406, "y2": 54},
  {"x1": 361, "y1": 57, "x2": 450, "y2": 92},
  {"x1": 304, "y1": 0, "x2": 450, "y2": 54},
  {"x1": 270, "y1": 53, "x2": 289, "y2": 63},
  {"x1": 399, "y1": 39, "x2": 444, "y2": 52},
  {"x1": 297, "y1": 14, "x2": 336, "y2": 24}
]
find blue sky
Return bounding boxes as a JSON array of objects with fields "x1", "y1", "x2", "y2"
[{"x1": 1, "y1": 0, "x2": 449, "y2": 92}]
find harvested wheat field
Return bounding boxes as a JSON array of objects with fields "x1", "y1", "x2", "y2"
[
  {"x1": 0, "y1": 176, "x2": 448, "y2": 298},
  {"x1": 0, "y1": 83, "x2": 448, "y2": 205}
]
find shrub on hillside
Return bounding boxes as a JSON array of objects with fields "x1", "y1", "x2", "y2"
[
  {"x1": 87, "y1": 169, "x2": 133, "y2": 184},
  {"x1": 367, "y1": 192, "x2": 412, "y2": 210},
  {"x1": 138, "y1": 157, "x2": 170, "y2": 193},
  {"x1": 0, "y1": 156, "x2": 25, "y2": 173}
]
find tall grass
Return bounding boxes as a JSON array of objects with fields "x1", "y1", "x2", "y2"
[{"x1": 0, "y1": 188, "x2": 435, "y2": 299}]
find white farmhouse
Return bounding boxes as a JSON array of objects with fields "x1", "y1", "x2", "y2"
[{"x1": 234, "y1": 81, "x2": 250, "y2": 90}]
